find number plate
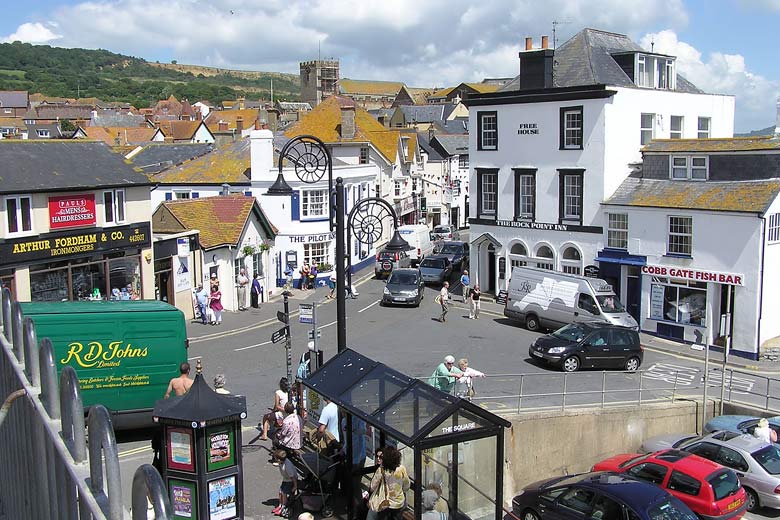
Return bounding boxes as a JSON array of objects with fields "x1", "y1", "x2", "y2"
[
  {"x1": 531, "y1": 350, "x2": 543, "y2": 357},
  {"x1": 393, "y1": 298, "x2": 405, "y2": 302}
]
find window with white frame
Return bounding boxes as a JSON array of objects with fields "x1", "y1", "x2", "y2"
[
  {"x1": 37, "y1": 129, "x2": 50, "y2": 138},
  {"x1": 5, "y1": 195, "x2": 32, "y2": 235},
  {"x1": 769, "y1": 214, "x2": 780, "y2": 243},
  {"x1": 459, "y1": 155, "x2": 469, "y2": 169},
  {"x1": 559, "y1": 171, "x2": 583, "y2": 222},
  {"x1": 560, "y1": 106, "x2": 583, "y2": 149},
  {"x1": 394, "y1": 181, "x2": 402, "y2": 197},
  {"x1": 174, "y1": 191, "x2": 191, "y2": 199},
  {"x1": 635, "y1": 54, "x2": 676, "y2": 90},
  {"x1": 670, "y1": 156, "x2": 708, "y2": 180},
  {"x1": 640, "y1": 113, "x2": 655, "y2": 145},
  {"x1": 534, "y1": 245, "x2": 554, "y2": 270},
  {"x1": 301, "y1": 189, "x2": 327, "y2": 218},
  {"x1": 303, "y1": 242, "x2": 328, "y2": 268},
  {"x1": 670, "y1": 116, "x2": 684, "y2": 139},
  {"x1": 561, "y1": 246, "x2": 582, "y2": 275},
  {"x1": 359, "y1": 146, "x2": 369, "y2": 164},
  {"x1": 477, "y1": 169, "x2": 497, "y2": 217},
  {"x1": 514, "y1": 169, "x2": 535, "y2": 219},
  {"x1": 477, "y1": 111, "x2": 497, "y2": 150},
  {"x1": 668, "y1": 216, "x2": 692, "y2": 256},
  {"x1": 698, "y1": 117, "x2": 711, "y2": 139},
  {"x1": 509, "y1": 242, "x2": 528, "y2": 268},
  {"x1": 103, "y1": 189, "x2": 126, "y2": 224},
  {"x1": 607, "y1": 213, "x2": 628, "y2": 249}
]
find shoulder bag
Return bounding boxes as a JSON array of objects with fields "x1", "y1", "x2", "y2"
[{"x1": 369, "y1": 470, "x2": 390, "y2": 512}]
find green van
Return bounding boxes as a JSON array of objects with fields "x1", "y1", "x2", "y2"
[{"x1": 21, "y1": 300, "x2": 188, "y2": 429}]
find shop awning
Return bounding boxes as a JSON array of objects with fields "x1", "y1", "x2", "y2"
[
  {"x1": 595, "y1": 251, "x2": 647, "y2": 266},
  {"x1": 470, "y1": 232, "x2": 502, "y2": 249}
]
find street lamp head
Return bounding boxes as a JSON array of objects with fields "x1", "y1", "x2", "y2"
[
  {"x1": 384, "y1": 229, "x2": 411, "y2": 252},
  {"x1": 266, "y1": 172, "x2": 294, "y2": 195}
]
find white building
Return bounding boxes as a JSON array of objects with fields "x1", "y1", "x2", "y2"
[
  {"x1": 603, "y1": 134, "x2": 780, "y2": 359},
  {"x1": 465, "y1": 28, "x2": 734, "y2": 300}
]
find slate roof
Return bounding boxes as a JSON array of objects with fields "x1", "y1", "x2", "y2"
[
  {"x1": 500, "y1": 28, "x2": 703, "y2": 94},
  {"x1": 432, "y1": 134, "x2": 468, "y2": 156},
  {"x1": 0, "y1": 91, "x2": 29, "y2": 108},
  {"x1": 150, "y1": 139, "x2": 250, "y2": 184},
  {"x1": 154, "y1": 195, "x2": 277, "y2": 249},
  {"x1": 0, "y1": 140, "x2": 150, "y2": 194},
  {"x1": 400, "y1": 105, "x2": 446, "y2": 124},
  {"x1": 204, "y1": 109, "x2": 261, "y2": 132},
  {"x1": 285, "y1": 96, "x2": 414, "y2": 163},
  {"x1": 130, "y1": 143, "x2": 216, "y2": 174},
  {"x1": 604, "y1": 176, "x2": 780, "y2": 214},
  {"x1": 90, "y1": 111, "x2": 147, "y2": 127},
  {"x1": 276, "y1": 102, "x2": 312, "y2": 111},
  {"x1": 644, "y1": 136, "x2": 780, "y2": 153},
  {"x1": 79, "y1": 126, "x2": 158, "y2": 146},
  {"x1": 416, "y1": 132, "x2": 445, "y2": 161},
  {"x1": 24, "y1": 104, "x2": 94, "y2": 120},
  {"x1": 339, "y1": 79, "x2": 405, "y2": 96},
  {"x1": 436, "y1": 118, "x2": 469, "y2": 135}
]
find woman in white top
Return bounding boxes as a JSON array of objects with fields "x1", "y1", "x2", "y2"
[
  {"x1": 454, "y1": 358, "x2": 485, "y2": 400},
  {"x1": 753, "y1": 418, "x2": 778, "y2": 444},
  {"x1": 260, "y1": 377, "x2": 290, "y2": 441}
]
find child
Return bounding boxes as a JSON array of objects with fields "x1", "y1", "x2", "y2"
[{"x1": 273, "y1": 449, "x2": 298, "y2": 517}]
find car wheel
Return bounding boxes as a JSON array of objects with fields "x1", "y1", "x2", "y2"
[
  {"x1": 522, "y1": 509, "x2": 540, "y2": 520},
  {"x1": 625, "y1": 356, "x2": 641, "y2": 372},
  {"x1": 379, "y1": 300, "x2": 385, "y2": 307},
  {"x1": 745, "y1": 487, "x2": 759, "y2": 512},
  {"x1": 525, "y1": 314, "x2": 540, "y2": 332},
  {"x1": 562, "y1": 356, "x2": 580, "y2": 372}
]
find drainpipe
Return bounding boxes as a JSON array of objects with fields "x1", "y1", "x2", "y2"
[{"x1": 0, "y1": 389, "x2": 26, "y2": 428}]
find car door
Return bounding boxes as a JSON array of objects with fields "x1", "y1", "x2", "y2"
[
  {"x1": 625, "y1": 461, "x2": 669, "y2": 486},
  {"x1": 580, "y1": 330, "x2": 611, "y2": 368},
  {"x1": 666, "y1": 470, "x2": 705, "y2": 513},
  {"x1": 548, "y1": 486, "x2": 596, "y2": 519},
  {"x1": 575, "y1": 293, "x2": 601, "y2": 323},
  {"x1": 608, "y1": 328, "x2": 637, "y2": 368}
]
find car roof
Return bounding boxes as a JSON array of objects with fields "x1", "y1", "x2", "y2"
[
  {"x1": 422, "y1": 254, "x2": 449, "y2": 261},
  {"x1": 706, "y1": 415, "x2": 757, "y2": 430},
  {"x1": 389, "y1": 268, "x2": 419, "y2": 275},
  {"x1": 695, "y1": 432, "x2": 769, "y2": 452},
  {"x1": 646, "y1": 450, "x2": 724, "y2": 478},
  {"x1": 439, "y1": 240, "x2": 466, "y2": 245},
  {"x1": 575, "y1": 472, "x2": 668, "y2": 504},
  {"x1": 567, "y1": 321, "x2": 633, "y2": 331}
]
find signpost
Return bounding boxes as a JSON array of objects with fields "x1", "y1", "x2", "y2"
[
  {"x1": 299, "y1": 304, "x2": 313, "y2": 324},
  {"x1": 271, "y1": 327, "x2": 288, "y2": 344},
  {"x1": 300, "y1": 302, "x2": 320, "y2": 372}
]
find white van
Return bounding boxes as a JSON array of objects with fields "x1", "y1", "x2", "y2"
[
  {"x1": 504, "y1": 266, "x2": 638, "y2": 331},
  {"x1": 397, "y1": 224, "x2": 434, "y2": 266}
]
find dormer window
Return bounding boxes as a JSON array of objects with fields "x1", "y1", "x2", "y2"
[{"x1": 635, "y1": 54, "x2": 676, "y2": 90}]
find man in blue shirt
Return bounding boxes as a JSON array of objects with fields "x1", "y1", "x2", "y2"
[
  {"x1": 195, "y1": 284, "x2": 209, "y2": 324},
  {"x1": 459, "y1": 270, "x2": 470, "y2": 303}
]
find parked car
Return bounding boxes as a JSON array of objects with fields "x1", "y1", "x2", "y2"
[
  {"x1": 705, "y1": 415, "x2": 780, "y2": 438},
  {"x1": 432, "y1": 241, "x2": 469, "y2": 271},
  {"x1": 641, "y1": 433, "x2": 705, "y2": 453},
  {"x1": 592, "y1": 449, "x2": 747, "y2": 519},
  {"x1": 528, "y1": 321, "x2": 643, "y2": 372},
  {"x1": 419, "y1": 255, "x2": 453, "y2": 285},
  {"x1": 676, "y1": 430, "x2": 780, "y2": 512},
  {"x1": 512, "y1": 471, "x2": 699, "y2": 520},
  {"x1": 381, "y1": 268, "x2": 424, "y2": 307},
  {"x1": 431, "y1": 224, "x2": 459, "y2": 241},
  {"x1": 374, "y1": 249, "x2": 411, "y2": 279}
]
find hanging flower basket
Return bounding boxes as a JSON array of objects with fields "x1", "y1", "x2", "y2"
[{"x1": 242, "y1": 245, "x2": 256, "y2": 257}]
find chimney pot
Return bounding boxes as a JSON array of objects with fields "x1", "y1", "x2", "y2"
[
  {"x1": 218, "y1": 121, "x2": 228, "y2": 131},
  {"x1": 541, "y1": 35, "x2": 549, "y2": 49},
  {"x1": 236, "y1": 116, "x2": 244, "y2": 133},
  {"x1": 525, "y1": 37, "x2": 533, "y2": 51}
]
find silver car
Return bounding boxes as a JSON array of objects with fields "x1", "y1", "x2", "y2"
[{"x1": 676, "y1": 430, "x2": 780, "y2": 512}]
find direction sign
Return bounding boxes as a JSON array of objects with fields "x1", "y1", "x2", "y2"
[
  {"x1": 299, "y1": 303, "x2": 314, "y2": 324},
  {"x1": 307, "y1": 329, "x2": 322, "y2": 340},
  {"x1": 277, "y1": 311, "x2": 288, "y2": 324},
  {"x1": 271, "y1": 327, "x2": 288, "y2": 344}
]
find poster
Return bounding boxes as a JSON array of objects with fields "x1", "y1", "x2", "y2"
[
  {"x1": 175, "y1": 256, "x2": 192, "y2": 292},
  {"x1": 206, "y1": 426, "x2": 235, "y2": 471},
  {"x1": 168, "y1": 428, "x2": 195, "y2": 472},
  {"x1": 208, "y1": 476, "x2": 237, "y2": 520},
  {"x1": 48, "y1": 194, "x2": 96, "y2": 229},
  {"x1": 650, "y1": 284, "x2": 665, "y2": 320},
  {"x1": 170, "y1": 480, "x2": 198, "y2": 518}
]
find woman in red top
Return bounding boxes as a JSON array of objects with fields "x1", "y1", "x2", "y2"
[{"x1": 209, "y1": 284, "x2": 223, "y2": 325}]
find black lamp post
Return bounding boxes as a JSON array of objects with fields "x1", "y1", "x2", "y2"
[{"x1": 276, "y1": 136, "x2": 409, "y2": 353}]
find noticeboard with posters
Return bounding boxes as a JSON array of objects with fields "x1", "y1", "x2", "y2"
[{"x1": 206, "y1": 425, "x2": 235, "y2": 472}]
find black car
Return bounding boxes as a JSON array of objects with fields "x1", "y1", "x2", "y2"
[
  {"x1": 513, "y1": 471, "x2": 698, "y2": 520},
  {"x1": 528, "y1": 321, "x2": 643, "y2": 373},
  {"x1": 381, "y1": 268, "x2": 424, "y2": 307},
  {"x1": 419, "y1": 255, "x2": 453, "y2": 285},
  {"x1": 433, "y1": 241, "x2": 469, "y2": 271}
]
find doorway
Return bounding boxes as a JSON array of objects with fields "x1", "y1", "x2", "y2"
[
  {"x1": 487, "y1": 245, "x2": 496, "y2": 293},
  {"x1": 626, "y1": 266, "x2": 641, "y2": 322}
]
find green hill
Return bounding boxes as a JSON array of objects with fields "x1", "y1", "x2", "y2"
[{"x1": 0, "y1": 41, "x2": 300, "y2": 107}]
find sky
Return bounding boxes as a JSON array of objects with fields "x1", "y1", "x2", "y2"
[{"x1": 1, "y1": 0, "x2": 778, "y2": 132}]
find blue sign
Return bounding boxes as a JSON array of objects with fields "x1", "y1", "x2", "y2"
[{"x1": 299, "y1": 303, "x2": 313, "y2": 324}]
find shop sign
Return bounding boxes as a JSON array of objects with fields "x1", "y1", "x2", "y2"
[
  {"x1": 472, "y1": 218, "x2": 602, "y2": 235},
  {"x1": 177, "y1": 237, "x2": 190, "y2": 257},
  {"x1": 0, "y1": 222, "x2": 151, "y2": 267},
  {"x1": 517, "y1": 122, "x2": 540, "y2": 135},
  {"x1": 288, "y1": 232, "x2": 335, "y2": 244},
  {"x1": 641, "y1": 264, "x2": 744, "y2": 286},
  {"x1": 48, "y1": 194, "x2": 96, "y2": 229},
  {"x1": 394, "y1": 196, "x2": 416, "y2": 215}
]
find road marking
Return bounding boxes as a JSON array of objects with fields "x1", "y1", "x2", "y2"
[
  {"x1": 187, "y1": 355, "x2": 202, "y2": 361},
  {"x1": 234, "y1": 340, "x2": 273, "y2": 352},
  {"x1": 358, "y1": 300, "x2": 381, "y2": 313},
  {"x1": 644, "y1": 363, "x2": 755, "y2": 393}
]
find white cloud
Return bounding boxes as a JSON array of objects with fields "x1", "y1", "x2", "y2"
[
  {"x1": 2, "y1": 22, "x2": 61, "y2": 44},
  {"x1": 641, "y1": 30, "x2": 780, "y2": 131}
]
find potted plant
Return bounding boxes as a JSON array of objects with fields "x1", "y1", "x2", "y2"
[{"x1": 317, "y1": 263, "x2": 333, "y2": 273}]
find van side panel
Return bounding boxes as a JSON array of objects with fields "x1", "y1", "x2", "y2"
[{"x1": 397, "y1": 224, "x2": 433, "y2": 265}]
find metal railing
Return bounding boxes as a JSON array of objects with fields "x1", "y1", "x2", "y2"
[{"x1": 0, "y1": 288, "x2": 172, "y2": 519}]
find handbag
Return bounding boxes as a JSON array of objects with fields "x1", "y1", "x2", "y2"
[
  {"x1": 368, "y1": 470, "x2": 391, "y2": 512},
  {"x1": 467, "y1": 383, "x2": 476, "y2": 398}
]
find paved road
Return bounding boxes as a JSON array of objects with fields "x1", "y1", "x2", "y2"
[{"x1": 114, "y1": 255, "x2": 780, "y2": 518}]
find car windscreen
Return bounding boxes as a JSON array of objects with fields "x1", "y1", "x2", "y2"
[
  {"x1": 433, "y1": 226, "x2": 449, "y2": 233},
  {"x1": 421, "y1": 258, "x2": 445, "y2": 269},
  {"x1": 618, "y1": 454, "x2": 650, "y2": 468},
  {"x1": 646, "y1": 497, "x2": 699, "y2": 520},
  {"x1": 752, "y1": 444, "x2": 780, "y2": 475},
  {"x1": 378, "y1": 252, "x2": 396, "y2": 260},
  {"x1": 388, "y1": 273, "x2": 418, "y2": 285},
  {"x1": 596, "y1": 294, "x2": 626, "y2": 313},
  {"x1": 707, "y1": 470, "x2": 741, "y2": 501},
  {"x1": 551, "y1": 323, "x2": 588, "y2": 342},
  {"x1": 438, "y1": 244, "x2": 463, "y2": 254}
]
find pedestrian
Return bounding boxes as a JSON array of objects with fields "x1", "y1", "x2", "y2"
[
  {"x1": 260, "y1": 377, "x2": 290, "y2": 441},
  {"x1": 342, "y1": 415, "x2": 371, "y2": 509},
  {"x1": 459, "y1": 270, "x2": 470, "y2": 303},
  {"x1": 209, "y1": 283, "x2": 223, "y2": 325},
  {"x1": 437, "y1": 281, "x2": 450, "y2": 322},
  {"x1": 213, "y1": 374, "x2": 230, "y2": 394},
  {"x1": 309, "y1": 263, "x2": 318, "y2": 290},
  {"x1": 317, "y1": 397, "x2": 340, "y2": 443},
  {"x1": 277, "y1": 402, "x2": 303, "y2": 452},
  {"x1": 299, "y1": 262, "x2": 311, "y2": 290},
  {"x1": 422, "y1": 489, "x2": 447, "y2": 520},
  {"x1": 428, "y1": 355, "x2": 461, "y2": 394},
  {"x1": 251, "y1": 272, "x2": 262, "y2": 308},
  {"x1": 209, "y1": 272, "x2": 220, "y2": 292},
  {"x1": 327, "y1": 272, "x2": 337, "y2": 299},
  {"x1": 425, "y1": 483, "x2": 450, "y2": 516},
  {"x1": 272, "y1": 449, "x2": 298, "y2": 517},
  {"x1": 454, "y1": 358, "x2": 485, "y2": 400},
  {"x1": 195, "y1": 284, "x2": 209, "y2": 324},
  {"x1": 236, "y1": 268, "x2": 249, "y2": 311},
  {"x1": 469, "y1": 283, "x2": 482, "y2": 319},
  {"x1": 367, "y1": 446, "x2": 410, "y2": 520},
  {"x1": 754, "y1": 418, "x2": 778, "y2": 444},
  {"x1": 164, "y1": 362, "x2": 193, "y2": 398}
]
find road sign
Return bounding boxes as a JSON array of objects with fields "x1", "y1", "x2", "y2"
[
  {"x1": 277, "y1": 311, "x2": 288, "y2": 324},
  {"x1": 271, "y1": 327, "x2": 288, "y2": 344},
  {"x1": 307, "y1": 330, "x2": 321, "y2": 340},
  {"x1": 299, "y1": 303, "x2": 313, "y2": 324}
]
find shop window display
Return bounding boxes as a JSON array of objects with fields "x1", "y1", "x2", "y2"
[
  {"x1": 109, "y1": 257, "x2": 141, "y2": 300},
  {"x1": 71, "y1": 262, "x2": 107, "y2": 300},
  {"x1": 28, "y1": 253, "x2": 142, "y2": 302},
  {"x1": 652, "y1": 279, "x2": 706, "y2": 326}
]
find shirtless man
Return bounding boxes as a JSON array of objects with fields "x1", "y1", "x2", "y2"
[{"x1": 165, "y1": 362, "x2": 193, "y2": 398}]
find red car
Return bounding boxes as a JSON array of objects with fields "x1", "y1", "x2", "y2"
[{"x1": 592, "y1": 449, "x2": 747, "y2": 519}]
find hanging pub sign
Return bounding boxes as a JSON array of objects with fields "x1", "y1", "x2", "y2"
[{"x1": 48, "y1": 194, "x2": 96, "y2": 229}]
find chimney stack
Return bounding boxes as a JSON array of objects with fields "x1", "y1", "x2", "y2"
[
  {"x1": 340, "y1": 104, "x2": 356, "y2": 139},
  {"x1": 236, "y1": 116, "x2": 244, "y2": 133},
  {"x1": 541, "y1": 35, "x2": 549, "y2": 49},
  {"x1": 218, "y1": 121, "x2": 228, "y2": 132},
  {"x1": 525, "y1": 37, "x2": 533, "y2": 51}
]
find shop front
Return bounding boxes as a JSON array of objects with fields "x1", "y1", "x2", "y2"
[
  {"x1": 153, "y1": 231, "x2": 202, "y2": 319},
  {"x1": 274, "y1": 231, "x2": 335, "y2": 288},
  {"x1": 0, "y1": 222, "x2": 153, "y2": 302},
  {"x1": 395, "y1": 195, "x2": 419, "y2": 226}
]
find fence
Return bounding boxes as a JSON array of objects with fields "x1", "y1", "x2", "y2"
[{"x1": 0, "y1": 288, "x2": 172, "y2": 519}]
